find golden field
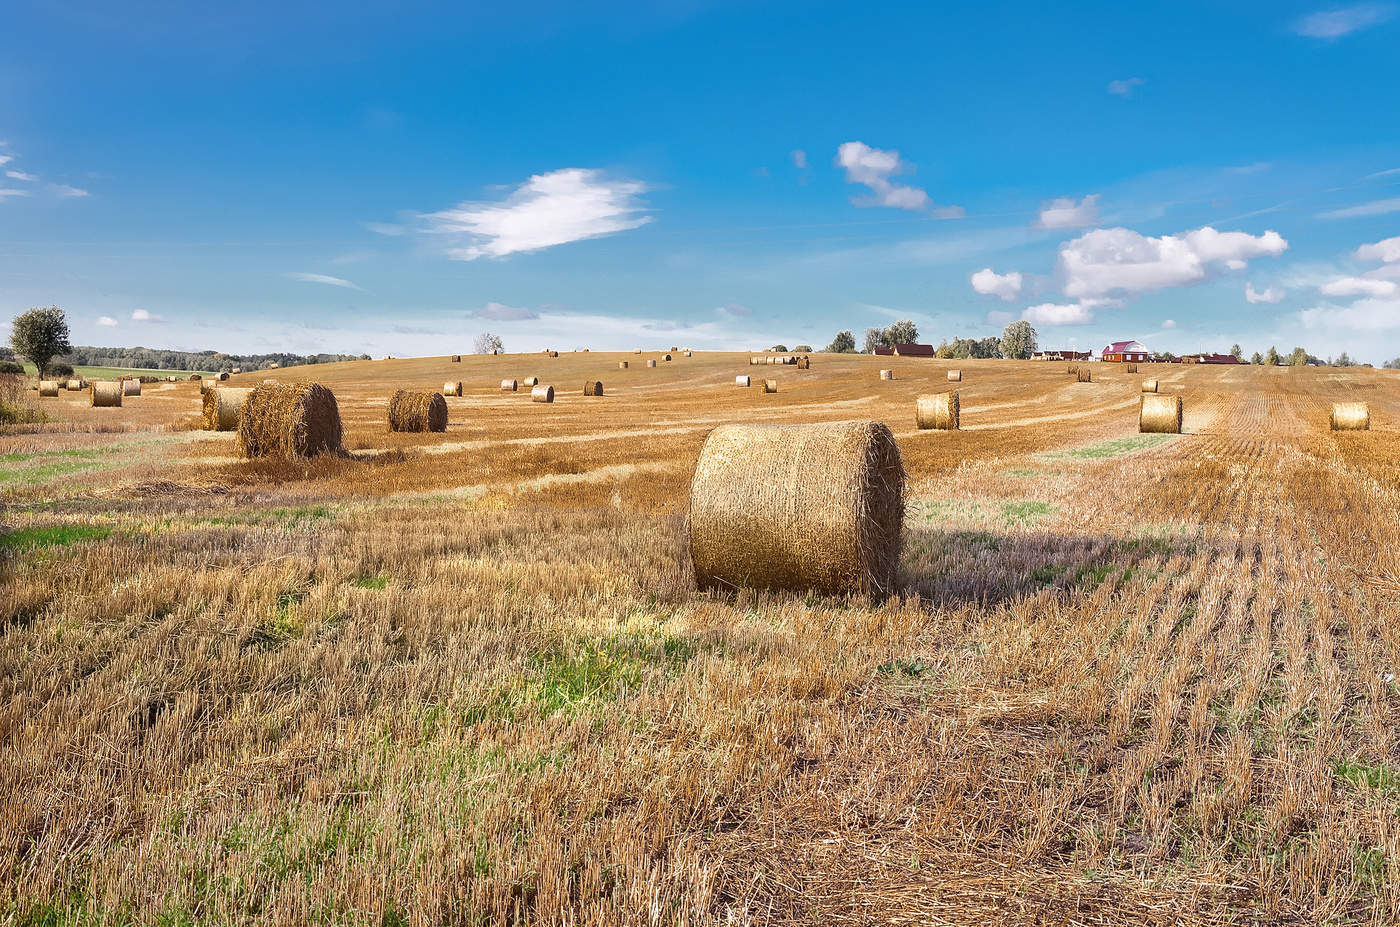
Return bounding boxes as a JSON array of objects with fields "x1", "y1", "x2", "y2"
[{"x1": 4, "y1": 351, "x2": 1400, "y2": 925}]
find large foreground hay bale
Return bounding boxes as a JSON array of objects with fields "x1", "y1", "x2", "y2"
[
  {"x1": 501, "y1": 379, "x2": 518, "y2": 391},
  {"x1": 203, "y1": 387, "x2": 254, "y2": 430},
  {"x1": 689, "y1": 421, "x2": 905, "y2": 596},
  {"x1": 947, "y1": 369, "x2": 962, "y2": 382},
  {"x1": 237, "y1": 383, "x2": 343, "y2": 458},
  {"x1": 122, "y1": 378, "x2": 141, "y2": 396},
  {"x1": 1140, "y1": 394, "x2": 1182, "y2": 434},
  {"x1": 90, "y1": 381, "x2": 122, "y2": 407},
  {"x1": 38, "y1": 380, "x2": 59, "y2": 397},
  {"x1": 1141, "y1": 379, "x2": 1158, "y2": 393},
  {"x1": 1076, "y1": 367, "x2": 1092, "y2": 383},
  {"x1": 532, "y1": 385, "x2": 554, "y2": 403},
  {"x1": 1331, "y1": 402, "x2": 1370, "y2": 431},
  {"x1": 584, "y1": 380, "x2": 604, "y2": 396},
  {"x1": 916, "y1": 391, "x2": 959, "y2": 430},
  {"x1": 443, "y1": 381, "x2": 462, "y2": 396},
  {"x1": 647, "y1": 359, "x2": 657, "y2": 368},
  {"x1": 388, "y1": 390, "x2": 448, "y2": 432},
  {"x1": 880, "y1": 369, "x2": 894, "y2": 380},
  {"x1": 736, "y1": 375, "x2": 751, "y2": 387}
]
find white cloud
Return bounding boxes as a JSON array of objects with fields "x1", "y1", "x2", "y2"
[
  {"x1": 790, "y1": 150, "x2": 807, "y2": 169},
  {"x1": 1107, "y1": 77, "x2": 1146, "y2": 96},
  {"x1": 97, "y1": 316, "x2": 118, "y2": 327},
  {"x1": 1292, "y1": 3, "x2": 1394, "y2": 38},
  {"x1": 0, "y1": 189, "x2": 29, "y2": 199},
  {"x1": 835, "y1": 141, "x2": 932, "y2": 211},
  {"x1": 364, "y1": 221, "x2": 406, "y2": 236},
  {"x1": 5, "y1": 170, "x2": 35, "y2": 181},
  {"x1": 52, "y1": 184, "x2": 88, "y2": 198},
  {"x1": 131, "y1": 308, "x2": 165, "y2": 322},
  {"x1": 1246, "y1": 282, "x2": 1285, "y2": 303},
  {"x1": 0, "y1": 156, "x2": 10, "y2": 167},
  {"x1": 1320, "y1": 276, "x2": 1398, "y2": 297},
  {"x1": 1300, "y1": 295, "x2": 1400, "y2": 330},
  {"x1": 285, "y1": 272, "x2": 363, "y2": 290},
  {"x1": 970, "y1": 267, "x2": 1024, "y2": 301},
  {"x1": 1357, "y1": 235, "x2": 1400, "y2": 262},
  {"x1": 472, "y1": 301, "x2": 538, "y2": 321},
  {"x1": 718, "y1": 302, "x2": 753, "y2": 317},
  {"x1": 1036, "y1": 194, "x2": 1100, "y2": 229},
  {"x1": 1317, "y1": 197, "x2": 1400, "y2": 219},
  {"x1": 1060, "y1": 226, "x2": 1287, "y2": 299},
  {"x1": 1022, "y1": 302, "x2": 1095, "y2": 325},
  {"x1": 421, "y1": 168, "x2": 652, "y2": 260},
  {"x1": 1161, "y1": 319, "x2": 1177, "y2": 329}
]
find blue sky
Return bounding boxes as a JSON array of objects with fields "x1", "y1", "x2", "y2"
[{"x1": 1, "y1": 0, "x2": 1399, "y2": 360}]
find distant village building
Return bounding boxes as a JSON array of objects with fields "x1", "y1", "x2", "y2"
[
  {"x1": 873, "y1": 343, "x2": 935, "y2": 357},
  {"x1": 1180, "y1": 352, "x2": 1241, "y2": 365},
  {"x1": 1032, "y1": 349, "x2": 1092, "y2": 361},
  {"x1": 1101, "y1": 340, "x2": 1149, "y2": 363}
]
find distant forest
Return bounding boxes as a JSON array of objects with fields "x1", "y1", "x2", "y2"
[{"x1": 1, "y1": 345, "x2": 371, "y2": 372}]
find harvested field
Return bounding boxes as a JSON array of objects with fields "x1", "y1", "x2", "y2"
[{"x1": 4, "y1": 353, "x2": 1400, "y2": 925}]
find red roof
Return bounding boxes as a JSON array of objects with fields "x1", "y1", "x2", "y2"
[{"x1": 1105, "y1": 341, "x2": 1139, "y2": 353}]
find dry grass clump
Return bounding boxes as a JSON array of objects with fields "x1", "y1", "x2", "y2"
[
  {"x1": 947, "y1": 369, "x2": 962, "y2": 382},
  {"x1": 202, "y1": 387, "x2": 254, "y2": 431},
  {"x1": 38, "y1": 380, "x2": 59, "y2": 397},
  {"x1": 531, "y1": 385, "x2": 555, "y2": 403},
  {"x1": 1331, "y1": 401, "x2": 1370, "y2": 430},
  {"x1": 583, "y1": 380, "x2": 604, "y2": 396},
  {"x1": 1142, "y1": 379, "x2": 1159, "y2": 393},
  {"x1": 736, "y1": 375, "x2": 751, "y2": 387},
  {"x1": 689, "y1": 419, "x2": 904, "y2": 595},
  {"x1": 1076, "y1": 367, "x2": 1092, "y2": 383},
  {"x1": 236, "y1": 382, "x2": 343, "y2": 457},
  {"x1": 916, "y1": 391, "x2": 959, "y2": 430},
  {"x1": 880, "y1": 369, "x2": 894, "y2": 380},
  {"x1": 442, "y1": 381, "x2": 462, "y2": 397},
  {"x1": 1140, "y1": 393, "x2": 1183, "y2": 433},
  {"x1": 500, "y1": 379, "x2": 518, "y2": 392},
  {"x1": 387, "y1": 390, "x2": 448, "y2": 433},
  {"x1": 763, "y1": 379, "x2": 778, "y2": 393},
  {"x1": 89, "y1": 381, "x2": 123, "y2": 408}
]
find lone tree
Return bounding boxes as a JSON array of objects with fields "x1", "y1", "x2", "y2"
[
  {"x1": 1288, "y1": 346, "x2": 1309, "y2": 367},
  {"x1": 1230, "y1": 343, "x2": 1243, "y2": 360},
  {"x1": 998, "y1": 320, "x2": 1037, "y2": 360},
  {"x1": 1265, "y1": 346, "x2": 1280, "y2": 366},
  {"x1": 825, "y1": 330, "x2": 856, "y2": 353},
  {"x1": 1250, "y1": 351, "x2": 1263, "y2": 365},
  {"x1": 9, "y1": 306, "x2": 71, "y2": 378},
  {"x1": 473, "y1": 332, "x2": 503, "y2": 354}
]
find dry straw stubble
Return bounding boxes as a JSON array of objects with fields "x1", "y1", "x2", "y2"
[
  {"x1": 689, "y1": 420, "x2": 905, "y2": 596},
  {"x1": 1331, "y1": 402, "x2": 1370, "y2": 430},
  {"x1": 916, "y1": 391, "x2": 959, "y2": 430},
  {"x1": 203, "y1": 387, "x2": 254, "y2": 431},
  {"x1": 1140, "y1": 393, "x2": 1183, "y2": 434},
  {"x1": 387, "y1": 390, "x2": 448, "y2": 433},
  {"x1": 237, "y1": 383, "x2": 343, "y2": 458}
]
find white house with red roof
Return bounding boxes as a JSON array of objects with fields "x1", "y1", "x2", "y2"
[{"x1": 1101, "y1": 340, "x2": 1149, "y2": 363}]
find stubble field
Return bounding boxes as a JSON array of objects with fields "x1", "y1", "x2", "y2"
[{"x1": 4, "y1": 351, "x2": 1400, "y2": 925}]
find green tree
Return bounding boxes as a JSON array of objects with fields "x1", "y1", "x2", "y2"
[
  {"x1": 1230, "y1": 343, "x2": 1243, "y2": 360},
  {"x1": 999, "y1": 320, "x2": 1037, "y2": 360},
  {"x1": 885, "y1": 319, "x2": 919, "y2": 345},
  {"x1": 825, "y1": 330, "x2": 856, "y2": 353},
  {"x1": 769, "y1": 344, "x2": 788, "y2": 352},
  {"x1": 9, "y1": 306, "x2": 72, "y2": 378},
  {"x1": 1250, "y1": 351, "x2": 1263, "y2": 365},
  {"x1": 792, "y1": 344, "x2": 812, "y2": 352},
  {"x1": 1288, "y1": 346, "x2": 1308, "y2": 366},
  {"x1": 1265, "y1": 346, "x2": 1280, "y2": 366},
  {"x1": 862, "y1": 327, "x2": 886, "y2": 353}
]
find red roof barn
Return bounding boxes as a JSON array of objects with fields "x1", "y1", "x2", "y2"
[{"x1": 1102, "y1": 340, "x2": 1149, "y2": 363}]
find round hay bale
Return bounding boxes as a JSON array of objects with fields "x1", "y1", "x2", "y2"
[
  {"x1": 618, "y1": 361, "x2": 629, "y2": 369},
  {"x1": 1141, "y1": 379, "x2": 1158, "y2": 393},
  {"x1": 683, "y1": 350, "x2": 693, "y2": 357},
  {"x1": 90, "y1": 381, "x2": 123, "y2": 408},
  {"x1": 647, "y1": 359, "x2": 657, "y2": 368},
  {"x1": 736, "y1": 375, "x2": 751, "y2": 387},
  {"x1": 531, "y1": 385, "x2": 555, "y2": 403},
  {"x1": 634, "y1": 348, "x2": 643, "y2": 354},
  {"x1": 1331, "y1": 402, "x2": 1370, "y2": 431},
  {"x1": 1126, "y1": 363, "x2": 1139, "y2": 373},
  {"x1": 879, "y1": 369, "x2": 894, "y2": 381},
  {"x1": 1140, "y1": 394, "x2": 1182, "y2": 434},
  {"x1": 122, "y1": 378, "x2": 141, "y2": 397},
  {"x1": 763, "y1": 379, "x2": 778, "y2": 393},
  {"x1": 38, "y1": 380, "x2": 59, "y2": 397},
  {"x1": 670, "y1": 346, "x2": 678, "y2": 352},
  {"x1": 523, "y1": 376, "x2": 538, "y2": 387},
  {"x1": 203, "y1": 387, "x2": 254, "y2": 431},
  {"x1": 501, "y1": 379, "x2": 518, "y2": 391},
  {"x1": 451, "y1": 355, "x2": 461, "y2": 363},
  {"x1": 689, "y1": 420, "x2": 905, "y2": 596},
  {"x1": 916, "y1": 392, "x2": 959, "y2": 430},
  {"x1": 388, "y1": 390, "x2": 448, "y2": 433},
  {"x1": 237, "y1": 383, "x2": 343, "y2": 458},
  {"x1": 443, "y1": 381, "x2": 463, "y2": 397},
  {"x1": 549, "y1": 350, "x2": 559, "y2": 358},
  {"x1": 584, "y1": 380, "x2": 604, "y2": 396},
  {"x1": 65, "y1": 379, "x2": 85, "y2": 391},
  {"x1": 766, "y1": 356, "x2": 776, "y2": 365},
  {"x1": 797, "y1": 355, "x2": 810, "y2": 369},
  {"x1": 1076, "y1": 367, "x2": 1092, "y2": 383},
  {"x1": 1067, "y1": 365, "x2": 1078, "y2": 374},
  {"x1": 664, "y1": 354, "x2": 673, "y2": 361},
  {"x1": 231, "y1": 367, "x2": 242, "y2": 374},
  {"x1": 217, "y1": 372, "x2": 229, "y2": 381},
  {"x1": 947, "y1": 369, "x2": 962, "y2": 382},
  {"x1": 750, "y1": 357, "x2": 762, "y2": 365}
]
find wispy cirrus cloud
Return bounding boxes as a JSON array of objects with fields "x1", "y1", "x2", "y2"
[
  {"x1": 718, "y1": 302, "x2": 753, "y2": 317},
  {"x1": 420, "y1": 168, "x2": 653, "y2": 260},
  {"x1": 5, "y1": 170, "x2": 35, "y2": 181},
  {"x1": 1318, "y1": 197, "x2": 1400, "y2": 219},
  {"x1": 52, "y1": 184, "x2": 88, "y2": 198},
  {"x1": 285, "y1": 272, "x2": 363, "y2": 290},
  {"x1": 1292, "y1": 3, "x2": 1394, "y2": 39},
  {"x1": 1107, "y1": 77, "x2": 1146, "y2": 97},
  {"x1": 0, "y1": 189, "x2": 29, "y2": 199},
  {"x1": 472, "y1": 301, "x2": 538, "y2": 321}
]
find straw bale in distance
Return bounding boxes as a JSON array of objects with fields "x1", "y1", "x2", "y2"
[
  {"x1": 916, "y1": 391, "x2": 959, "y2": 430},
  {"x1": 89, "y1": 381, "x2": 123, "y2": 408},
  {"x1": 38, "y1": 380, "x2": 59, "y2": 397},
  {"x1": 634, "y1": 348, "x2": 643, "y2": 353},
  {"x1": 750, "y1": 357, "x2": 761, "y2": 365},
  {"x1": 523, "y1": 376, "x2": 538, "y2": 387},
  {"x1": 1331, "y1": 402, "x2": 1370, "y2": 431},
  {"x1": 501, "y1": 379, "x2": 518, "y2": 391},
  {"x1": 1141, "y1": 379, "x2": 1158, "y2": 393},
  {"x1": 237, "y1": 383, "x2": 343, "y2": 458},
  {"x1": 1140, "y1": 394, "x2": 1182, "y2": 434},
  {"x1": 736, "y1": 375, "x2": 751, "y2": 387},
  {"x1": 689, "y1": 420, "x2": 905, "y2": 596},
  {"x1": 683, "y1": 350, "x2": 693, "y2": 357},
  {"x1": 122, "y1": 378, "x2": 141, "y2": 397},
  {"x1": 231, "y1": 366, "x2": 242, "y2": 374},
  {"x1": 1076, "y1": 367, "x2": 1092, "y2": 383},
  {"x1": 65, "y1": 379, "x2": 84, "y2": 391},
  {"x1": 647, "y1": 359, "x2": 657, "y2": 367},
  {"x1": 532, "y1": 385, "x2": 554, "y2": 403},
  {"x1": 947, "y1": 369, "x2": 962, "y2": 382},
  {"x1": 387, "y1": 390, "x2": 448, "y2": 433},
  {"x1": 618, "y1": 361, "x2": 629, "y2": 369},
  {"x1": 1126, "y1": 363, "x2": 1138, "y2": 373},
  {"x1": 203, "y1": 387, "x2": 254, "y2": 431},
  {"x1": 670, "y1": 346, "x2": 678, "y2": 352},
  {"x1": 443, "y1": 381, "x2": 462, "y2": 396},
  {"x1": 583, "y1": 380, "x2": 604, "y2": 396},
  {"x1": 880, "y1": 369, "x2": 894, "y2": 380},
  {"x1": 664, "y1": 354, "x2": 672, "y2": 361},
  {"x1": 763, "y1": 379, "x2": 778, "y2": 393},
  {"x1": 451, "y1": 355, "x2": 461, "y2": 362},
  {"x1": 797, "y1": 355, "x2": 810, "y2": 369}
]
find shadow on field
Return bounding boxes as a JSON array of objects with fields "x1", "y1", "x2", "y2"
[{"x1": 899, "y1": 526, "x2": 1206, "y2": 607}]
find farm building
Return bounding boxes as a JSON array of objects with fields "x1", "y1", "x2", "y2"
[
  {"x1": 1180, "y1": 353, "x2": 1241, "y2": 365},
  {"x1": 873, "y1": 343, "x2": 936, "y2": 357},
  {"x1": 1033, "y1": 350, "x2": 1092, "y2": 361},
  {"x1": 1101, "y1": 340, "x2": 1149, "y2": 363}
]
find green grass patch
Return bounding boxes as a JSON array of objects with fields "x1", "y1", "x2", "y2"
[
  {"x1": 1335, "y1": 757, "x2": 1400, "y2": 796},
  {"x1": 1003, "y1": 468, "x2": 1042, "y2": 478},
  {"x1": 206, "y1": 505, "x2": 337, "y2": 530},
  {"x1": 1044, "y1": 434, "x2": 1173, "y2": 460},
  {"x1": 20, "y1": 362, "x2": 222, "y2": 380},
  {"x1": 0, "y1": 524, "x2": 112, "y2": 551},
  {"x1": 353, "y1": 573, "x2": 390, "y2": 590},
  {"x1": 1001, "y1": 499, "x2": 1054, "y2": 525}
]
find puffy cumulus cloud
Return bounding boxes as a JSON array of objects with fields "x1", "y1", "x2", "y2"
[
  {"x1": 1357, "y1": 235, "x2": 1400, "y2": 263},
  {"x1": 970, "y1": 267, "x2": 1024, "y2": 301},
  {"x1": 1320, "y1": 276, "x2": 1399, "y2": 297},
  {"x1": 1245, "y1": 282, "x2": 1285, "y2": 304},
  {"x1": 131, "y1": 308, "x2": 165, "y2": 322},
  {"x1": 1022, "y1": 302, "x2": 1095, "y2": 325},
  {"x1": 1036, "y1": 194, "x2": 1100, "y2": 229},
  {"x1": 421, "y1": 168, "x2": 652, "y2": 260},
  {"x1": 97, "y1": 316, "x2": 118, "y2": 327},
  {"x1": 1292, "y1": 3, "x2": 1395, "y2": 39},
  {"x1": 472, "y1": 301, "x2": 538, "y2": 321},
  {"x1": 835, "y1": 141, "x2": 932, "y2": 211},
  {"x1": 1059, "y1": 226, "x2": 1287, "y2": 299}
]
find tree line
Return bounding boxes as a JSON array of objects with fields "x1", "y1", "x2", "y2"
[{"x1": 824, "y1": 320, "x2": 1040, "y2": 359}]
